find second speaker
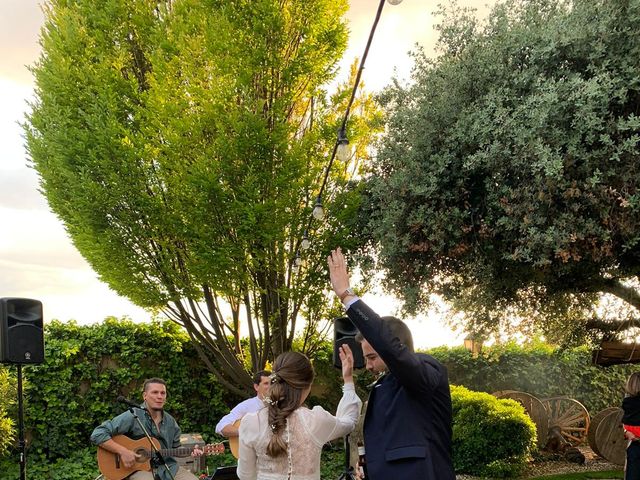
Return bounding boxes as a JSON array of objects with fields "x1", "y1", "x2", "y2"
[{"x1": 333, "y1": 316, "x2": 365, "y2": 370}]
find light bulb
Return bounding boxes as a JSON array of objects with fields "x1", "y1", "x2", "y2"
[
  {"x1": 295, "y1": 253, "x2": 303, "y2": 267},
  {"x1": 336, "y1": 139, "x2": 351, "y2": 162},
  {"x1": 292, "y1": 264, "x2": 300, "y2": 274},
  {"x1": 301, "y1": 232, "x2": 310, "y2": 250},
  {"x1": 387, "y1": 0, "x2": 403, "y2": 4},
  {"x1": 312, "y1": 196, "x2": 324, "y2": 220}
]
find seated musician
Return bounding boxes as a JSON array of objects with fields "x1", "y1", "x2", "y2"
[{"x1": 91, "y1": 377, "x2": 203, "y2": 480}]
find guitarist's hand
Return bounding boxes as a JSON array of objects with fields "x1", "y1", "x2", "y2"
[
  {"x1": 119, "y1": 449, "x2": 139, "y2": 469},
  {"x1": 191, "y1": 446, "x2": 204, "y2": 457}
]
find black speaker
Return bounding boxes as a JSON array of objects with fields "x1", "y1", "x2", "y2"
[
  {"x1": 0, "y1": 298, "x2": 44, "y2": 364},
  {"x1": 333, "y1": 317, "x2": 365, "y2": 369},
  {"x1": 210, "y1": 466, "x2": 238, "y2": 480}
]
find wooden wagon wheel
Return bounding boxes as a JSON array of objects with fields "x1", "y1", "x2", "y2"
[
  {"x1": 541, "y1": 396, "x2": 590, "y2": 446},
  {"x1": 589, "y1": 407, "x2": 626, "y2": 465},
  {"x1": 493, "y1": 390, "x2": 549, "y2": 448},
  {"x1": 588, "y1": 407, "x2": 620, "y2": 457}
]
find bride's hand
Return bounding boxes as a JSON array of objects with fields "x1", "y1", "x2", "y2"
[{"x1": 339, "y1": 343, "x2": 354, "y2": 383}]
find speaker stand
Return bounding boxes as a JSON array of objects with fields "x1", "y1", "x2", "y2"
[
  {"x1": 17, "y1": 364, "x2": 26, "y2": 480},
  {"x1": 335, "y1": 435, "x2": 357, "y2": 480}
]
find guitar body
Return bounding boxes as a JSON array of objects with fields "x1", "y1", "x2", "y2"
[
  {"x1": 97, "y1": 435, "x2": 224, "y2": 480},
  {"x1": 97, "y1": 435, "x2": 159, "y2": 480},
  {"x1": 229, "y1": 419, "x2": 242, "y2": 459}
]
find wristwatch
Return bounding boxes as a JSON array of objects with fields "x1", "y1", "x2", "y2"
[{"x1": 338, "y1": 288, "x2": 355, "y2": 301}]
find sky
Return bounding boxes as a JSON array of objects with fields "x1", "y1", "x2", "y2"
[{"x1": 0, "y1": 0, "x2": 496, "y2": 349}]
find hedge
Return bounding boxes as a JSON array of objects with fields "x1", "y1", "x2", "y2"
[
  {"x1": 428, "y1": 340, "x2": 636, "y2": 414},
  {"x1": 451, "y1": 385, "x2": 536, "y2": 477},
  {"x1": 1, "y1": 319, "x2": 637, "y2": 480},
  {"x1": 8, "y1": 318, "x2": 230, "y2": 461}
]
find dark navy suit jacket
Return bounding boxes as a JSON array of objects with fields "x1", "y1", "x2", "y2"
[{"x1": 347, "y1": 299, "x2": 455, "y2": 480}]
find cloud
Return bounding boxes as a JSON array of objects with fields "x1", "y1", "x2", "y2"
[
  {"x1": 0, "y1": 258, "x2": 151, "y2": 323},
  {"x1": 0, "y1": 206, "x2": 88, "y2": 270},
  {"x1": 0, "y1": 168, "x2": 47, "y2": 210},
  {"x1": 0, "y1": 0, "x2": 43, "y2": 84}
]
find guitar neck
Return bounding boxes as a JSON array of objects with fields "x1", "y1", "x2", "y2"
[{"x1": 159, "y1": 446, "x2": 198, "y2": 458}]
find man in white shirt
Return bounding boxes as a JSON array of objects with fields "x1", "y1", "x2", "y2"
[{"x1": 215, "y1": 370, "x2": 271, "y2": 438}]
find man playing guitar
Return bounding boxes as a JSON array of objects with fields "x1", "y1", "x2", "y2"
[{"x1": 92, "y1": 377, "x2": 211, "y2": 480}]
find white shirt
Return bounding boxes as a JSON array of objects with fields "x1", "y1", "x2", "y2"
[
  {"x1": 215, "y1": 395, "x2": 265, "y2": 435},
  {"x1": 237, "y1": 383, "x2": 361, "y2": 480}
]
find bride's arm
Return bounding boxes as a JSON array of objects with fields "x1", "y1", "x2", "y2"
[{"x1": 309, "y1": 381, "x2": 362, "y2": 444}]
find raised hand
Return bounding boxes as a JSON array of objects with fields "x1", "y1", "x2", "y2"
[
  {"x1": 328, "y1": 247, "x2": 350, "y2": 296},
  {"x1": 339, "y1": 343, "x2": 354, "y2": 383}
]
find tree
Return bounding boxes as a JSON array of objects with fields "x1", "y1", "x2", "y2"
[
  {"x1": 25, "y1": 0, "x2": 381, "y2": 394},
  {"x1": 363, "y1": 0, "x2": 640, "y2": 344}
]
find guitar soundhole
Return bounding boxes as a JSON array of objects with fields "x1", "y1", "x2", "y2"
[{"x1": 135, "y1": 448, "x2": 150, "y2": 462}]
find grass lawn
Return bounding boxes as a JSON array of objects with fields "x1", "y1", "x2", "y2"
[{"x1": 526, "y1": 471, "x2": 623, "y2": 480}]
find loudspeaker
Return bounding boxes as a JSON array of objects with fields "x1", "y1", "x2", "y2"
[
  {"x1": 333, "y1": 317, "x2": 365, "y2": 370},
  {"x1": 0, "y1": 298, "x2": 44, "y2": 364},
  {"x1": 210, "y1": 466, "x2": 238, "y2": 480}
]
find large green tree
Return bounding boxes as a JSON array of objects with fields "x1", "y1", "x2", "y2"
[
  {"x1": 25, "y1": 0, "x2": 381, "y2": 394},
  {"x1": 363, "y1": 0, "x2": 640, "y2": 344}
]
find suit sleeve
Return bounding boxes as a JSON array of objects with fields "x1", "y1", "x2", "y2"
[{"x1": 347, "y1": 299, "x2": 444, "y2": 395}]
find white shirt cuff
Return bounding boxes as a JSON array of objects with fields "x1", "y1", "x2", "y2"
[{"x1": 343, "y1": 296, "x2": 360, "y2": 310}]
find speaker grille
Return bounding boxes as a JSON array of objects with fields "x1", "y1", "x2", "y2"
[{"x1": 6, "y1": 325, "x2": 45, "y2": 363}]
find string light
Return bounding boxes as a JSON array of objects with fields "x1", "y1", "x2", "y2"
[
  {"x1": 336, "y1": 128, "x2": 351, "y2": 162},
  {"x1": 312, "y1": 196, "x2": 324, "y2": 220},
  {"x1": 292, "y1": 0, "x2": 402, "y2": 274},
  {"x1": 301, "y1": 231, "x2": 310, "y2": 250}
]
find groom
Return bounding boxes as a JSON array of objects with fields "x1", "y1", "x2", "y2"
[{"x1": 327, "y1": 247, "x2": 455, "y2": 480}]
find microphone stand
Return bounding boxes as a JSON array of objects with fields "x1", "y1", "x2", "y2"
[{"x1": 126, "y1": 404, "x2": 176, "y2": 480}]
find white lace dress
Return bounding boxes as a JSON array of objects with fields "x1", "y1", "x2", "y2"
[{"x1": 236, "y1": 383, "x2": 361, "y2": 480}]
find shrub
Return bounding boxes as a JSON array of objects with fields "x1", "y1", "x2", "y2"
[
  {"x1": 451, "y1": 385, "x2": 536, "y2": 478},
  {"x1": 0, "y1": 366, "x2": 15, "y2": 456},
  {"x1": 0, "y1": 447, "x2": 98, "y2": 480}
]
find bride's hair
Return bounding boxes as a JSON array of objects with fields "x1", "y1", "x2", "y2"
[{"x1": 266, "y1": 351, "x2": 315, "y2": 457}]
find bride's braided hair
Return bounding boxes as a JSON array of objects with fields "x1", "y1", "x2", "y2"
[{"x1": 265, "y1": 351, "x2": 315, "y2": 457}]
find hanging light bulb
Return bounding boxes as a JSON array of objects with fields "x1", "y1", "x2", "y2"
[
  {"x1": 292, "y1": 264, "x2": 300, "y2": 274},
  {"x1": 301, "y1": 231, "x2": 310, "y2": 250},
  {"x1": 312, "y1": 196, "x2": 324, "y2": 220},
  {"x1": 294, "y1": 252, "x2": 303, "y2": 267},
  {"x1": 387, "y1": 0, "x2": 403, "y2": 4},
  {"x1": 336, "y1": 128, "x2": 351, "y2": 162}
]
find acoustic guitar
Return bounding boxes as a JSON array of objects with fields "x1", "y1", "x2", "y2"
[
  {"x1": 97, "y1": 435, "x2": 224, "y2": 480},
  {"x1": 228, "y1": 419, "x2": 241, "y2": 459}
]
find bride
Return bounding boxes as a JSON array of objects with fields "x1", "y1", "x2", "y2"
[{"x1": 237, "y1": 346, "x2": 362, "y2": 480}]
